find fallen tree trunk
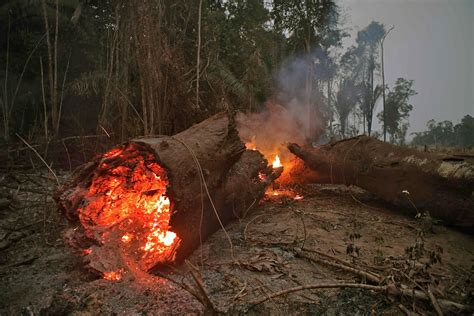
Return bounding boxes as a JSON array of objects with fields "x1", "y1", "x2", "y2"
[
  {"x1": 56, "y1": 112, "x2": 280, "y2": 276},
  {"x1": 288, "y1": 136, "x2": 474, "y2": 228}
]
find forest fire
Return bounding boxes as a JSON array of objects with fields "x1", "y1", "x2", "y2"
[{"x1": 75, "y1": 143, "x2": 180, "y2": 275}]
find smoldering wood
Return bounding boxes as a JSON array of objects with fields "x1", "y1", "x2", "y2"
[
  {"x1": 288, "y1": 135, "x2": 474, "y2": 228},
  {"x1": 55, "y1": 112, "x2": 280, "y2": 273}
]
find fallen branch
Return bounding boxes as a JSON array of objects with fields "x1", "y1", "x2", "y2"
[
  {"x1": 301, "y1": 247, "x2": 380, "y2": 277},
  {"x1": 428, "y1": 285, "x2": 444, "y2": 316},
  {"x1": 292, "y1": 248, "x2": 473, "y2": 313},
  {"x1": 249, "y1": 281, "x2": 473, "y2": 313},
  {"x1": 396, "y1": 287, "x2": 472, "y2": 313},
  {"x1": 295, "y1": 249, "x2": 381, "y2": 284},
  {"x1": 249, "y1": 282, "x2": 386, "y2": 306},
  {"x1": 185, "y1": 260, "x2": 217, "y2": 313},
  {"x1": 397, "y1": 304, "x2": 413, "y2": 315}
]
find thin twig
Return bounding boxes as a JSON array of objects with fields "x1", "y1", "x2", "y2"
[
  {"x1": 99, "y1": 125, "x2": 111, "y2": 138},
  {"x1": 294, "y1": 210, "x2": 307, "y2": 249},
  {"x1": 57, "y1": 50, "x2": 71, "y2": 133},
  {"x1": 11, "y1": 33, "x2": 47, "y2": 111},
  {"x1": 116, "y1": 87, "x2": 145, "y2": 126},
  {"x1": 62, "y1": 140, "x2": 72, "y2": 171},
  {"x1": 15, "y1": 134, "x2": 59, "y2": 186},
  {"x1": 243, "y1": 214, "x2": 265, "y2": 241},
  {"x1": 242, "y1": 197, "x2": 257, "y2": 219}
]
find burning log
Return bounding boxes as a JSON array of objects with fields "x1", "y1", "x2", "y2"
[
  {"x1": 56, "y1": 112, "x2": 280, "y2": 277},
  {"x1": 288, "y1": 136, "x2": 474, "y2": 228}
]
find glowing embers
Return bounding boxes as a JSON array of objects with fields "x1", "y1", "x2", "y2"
[
  {"x1": 103, "y1": 269, "x2": 124, "y2": 281},
  {"x1": 77, "y1": 143, "x2": 180, "y2": 276},
  {"x1": 265, "y1": 185, "x2": 304, "y2": 201}
]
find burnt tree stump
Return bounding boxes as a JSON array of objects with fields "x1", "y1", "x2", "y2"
[{"x1": 56, "y1": 112, "x2": 280, "y2": 276}]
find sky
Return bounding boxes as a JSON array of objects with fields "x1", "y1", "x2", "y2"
[{"x1": 340, "y1": 0, "x2": 473, "y2": 135}]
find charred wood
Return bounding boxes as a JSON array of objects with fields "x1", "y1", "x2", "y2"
[
  {"x1": 288, "y1": 136, "x2": 474, "y2": 228},
  {"x1": 55, "y1": 112, "x2": 279, "y2": 274}
]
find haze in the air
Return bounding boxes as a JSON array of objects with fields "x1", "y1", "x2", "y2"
[{"x1": 341, "y1": 0, "x2": 474, "y2": 136}]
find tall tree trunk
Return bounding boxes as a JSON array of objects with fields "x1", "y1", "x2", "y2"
[
  {"x1": 41, "y1": 0, "x2": 55, "y2": 137},
  {"x1": 367, "y1": 58, "x2": 374, "y2": 136},
  {"x1": 53, "y1": 0, "x2": 59, "y2": 135},
  {"x1": 2, "y1": 16, "x2": 10, "y2": 141},
  {"x1": 195, "y1": 0, "x2": 202, "y2": 110}
]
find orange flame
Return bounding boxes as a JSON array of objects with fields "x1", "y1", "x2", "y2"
[{"x1": 272, "y1": 155, "x2": 282, "y2": 168}]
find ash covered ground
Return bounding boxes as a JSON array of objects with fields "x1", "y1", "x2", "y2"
[{"x1": 1, "y1": 171, "x2": 473, "y2": 315}]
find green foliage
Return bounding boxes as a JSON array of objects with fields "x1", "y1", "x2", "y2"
[
  {"x1": 378, "y1": 78, "x2": 416, "y2": 144},
  {"x1": 356, "y1": 21, "x2": 385, "y2": 54},
  {"x1": 412, "y1": 115, "x2": 474, "y2": 147},
  {"x1": 334, "y1": 78, "x2": 361, "y2": 138},
  {"x1": 0, "y1": 0, "x2": 429, "y2": 146},
  {"x1": 207, "y1": 0, "x2": 275, "y2": 111},
  {"x1": 272, "y1": 0, "x2": 345, "y2": 52}
]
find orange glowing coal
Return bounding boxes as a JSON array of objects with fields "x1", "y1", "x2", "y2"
[
  {"x1": 103, "y1": 269, "x2": 123, "y2": 281},
  {"x1": 77, "y1": 143, "x2": 180, "y2": 275},
  {"x1": 272, "y1": 155, "x2": 282, "y2": 169}
]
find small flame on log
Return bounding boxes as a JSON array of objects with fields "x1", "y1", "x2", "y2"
[{"x1": 272, "y1": 155, "x2": 282, "y2": 169}]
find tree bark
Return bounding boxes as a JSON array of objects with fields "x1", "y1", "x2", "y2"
[
  {"x1": 56, "y1": 112, "x2": 280, "y2": 273},
  {"x1": 288, "y1": 136, "x2": 474, "y2": 228}
]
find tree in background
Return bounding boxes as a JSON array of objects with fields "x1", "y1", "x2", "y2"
[
  {"x1": 0, "y1": 0, "x2": 425, "y2": 153},
  {"x1": 457, "y1": 115, "x2": 474, "y2": 147},
  {"x1": 412, "y1": 115, "x2": 474, "y2": 147},
  {"x1": 354, "y1": 21, "x2": 386, "y2": 136},
  {"x1": 272, "y1": 0, "x2": 345, "y2": 142},
  {"x1": 0, "y1": 0, "x2": 84, "y2": 140},
  {"x1": 333, "y1": 78, "x2": 361, "y2": 138},
  {"x1": 206, "y1": 0, "x2": 276, "y2": 113},
  {"x1": 378, "y1": 78, "x2": 416, "y2": 144}
]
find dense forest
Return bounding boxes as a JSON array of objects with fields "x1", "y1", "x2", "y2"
[{"x1": 1, "y1": 0, "x2": 422, "y2": 151}]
